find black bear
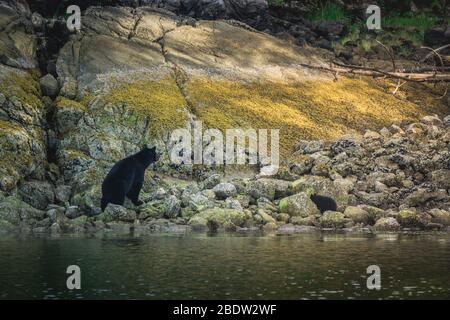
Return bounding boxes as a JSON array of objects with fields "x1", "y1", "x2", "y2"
[
  {"x1": 101, "y1": 145, "x2": 159, "y2": 211},
  {"x1": 310, "y1": 194, "x2": 337, "y2": 213}
]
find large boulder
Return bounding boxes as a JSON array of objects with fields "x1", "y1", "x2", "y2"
[
  {"x1": 319, "y1": 211, "x2": 348, "y2": 229},
  {"x1": 397, "y1": 209, "x2": 430, "y2": 228},
  {"x1": 213, "y1": 183, "x2": 237, "y2": 200},
  {"x1": 373, "y1": 217, "x2": 401, "y2": 231},
  {"x1": 279, "y1": 192, "x2": 321, "y2": 217},
  {"x1": 0, "y1": 195, "x2": 46, "y2": 227},
  {"x1": 39, "y1": 74, "x2": 59, "y2": 98},
  {"x1": 344, "y1": 206, "x2": 370, "y2": 225},
  {"x1": 246, "y1": 178, "x2": 290, "y2": 201},
  {"x1": 18, "y1": 180, "x2": 54, "y2": 210}
]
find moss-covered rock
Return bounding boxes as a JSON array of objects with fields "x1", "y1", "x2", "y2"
[
  {"x1": 188, "y1": 208, "x2": 247, "y2": 231},
  {"x1": 373, "y1": 217, "x2": 401, "y2": 231},
  {"x1": 279, "y1": 192, "x2": 320, "y2": 217},
  {"x1": 319, "y1": 211, "x2": 348, "y2": 229},
  {"x1": 98, "y1": 204, "x2": 136, "y2": 223},
  {"x1": 344, "y1": 206, "x2": 370, "y2": 225},
  {"x1": 397, "y1": 209, "x2": 430, "y2": 228},
  {"x1": 428, "y1": 209, "x2": 450, "y2": 226},
  {"x1": 0, "y1": 196, "x2": 46, "y2": 226}
]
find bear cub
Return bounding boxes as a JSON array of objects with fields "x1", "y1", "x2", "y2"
[
  {"x1": 101, "y1": 145, "x2": 159, "y2": 211},
  {"x1": 310, "y1": 194, "x2": 337, "y2": 213}
]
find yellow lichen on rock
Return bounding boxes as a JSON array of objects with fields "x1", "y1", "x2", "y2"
[
  {"x1": 55, "y1": 96, "x2": 88, "y2": 111},
  {"x1": 0, "y1": 72, "x2": 42, "y2": 109},
  {"x1": 186, "y1": 76, "x2": 448, "y2": 161},
  {"x1": 0, "y1": 120, "x2": 23, "y2": 136},
  {"x1": 103, "y1": 78, "x2": 189, "y2": 137}
]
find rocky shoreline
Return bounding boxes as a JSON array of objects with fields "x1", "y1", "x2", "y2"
[{"x1": 1, "y1": 114, "x2": 449, "y2": 235}]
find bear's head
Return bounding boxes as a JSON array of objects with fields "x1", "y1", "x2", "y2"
[
  {"x1": 310, "y1": 194, "x2": 318, "y2": 202},
  {"x1": 136, "y1": 144, "x2": 160, "y2": 168}
]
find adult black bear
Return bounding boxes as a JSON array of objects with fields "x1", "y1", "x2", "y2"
[
  {"x1": 310, "y1": 194, "x2": 337, "y2": 213},
  {"x1": 101, "y1": 145, "x2": 159, "y2": 211}
]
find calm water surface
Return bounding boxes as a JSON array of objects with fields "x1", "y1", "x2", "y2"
[{"x1": 0, "y1": 232, "x2": 449, "y2": 299}]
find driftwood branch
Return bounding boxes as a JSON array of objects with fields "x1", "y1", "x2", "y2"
[
  {"x1": 297, "y1": 61, "x2": 450, "y2": 83},
  {"x1": 376, "y1": 40, "x2": 396, "y2": 72}
]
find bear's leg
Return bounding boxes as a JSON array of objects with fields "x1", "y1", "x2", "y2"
[
  {"x1": 108, "y1": 184, "x2": 126, "y2": 207},
  {"x1": 126, "y1": 181, "x2": 144, "y2": 206}
]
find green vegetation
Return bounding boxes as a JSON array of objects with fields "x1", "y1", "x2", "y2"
[
  {"x1": 308, "y1": 1, "x2": 350, "y2": 24},
  {"x1": 383, "y1": 13, "x2": 437, "y2": 31}
]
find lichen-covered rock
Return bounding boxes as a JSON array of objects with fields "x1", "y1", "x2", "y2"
[
  {"x1": 431, "y1": 169, "x2": 450, "y2": 189},
  {"x1": 344, "y1": 206, "x2": 370, "y2": 225},
  {"x1": 256, "y1": 209, "x2": 276, "y2": 224},
  {"x1": 428, "y1": 209, "x2": 450, "y2": 226},
  {"x1": 72, "y1": 185, "x2": 102, "y2": 215},
  {"x1": 18, "y1": 180, "x2": 54, "y2": 210},
  {"x1": 0, "y1": 196, "x2": 46, "y2": 227},
  {"x1": 188, "y1": 208, "x2": 247, "y2": 231},
  {"x1": 99, "y1": 204, "x2": 136, "y2": 223},
  {"x1": 290, "y1": 215, "x2": 318, "y2": 226},
  {"x1": 39, "y1": 74, "x2": 59, "y2": 98},
  {"x1": 138, "y1": 200, "x2": 166, "y2": 220},
  {"x1": 247, "y1": 178, "x2": 290, "y2": 201},
  {"x1": 397, "y1": 209, "x2": 430, "y2": 228},
  {"x1": 319, "y1": 211, "x2": 348, "y2": 229},
  {"x1": 373, "y1": 217, "x2": 401, "y2": 231},
  {"x1": 164, "y1": 195, "x2": 181, "y2": 218},
  {"x1": 213, "y1": 183, "x2": 237, "y2": 200},
  {"x1": 279, "y1": 192, "x2": 320, "y2": 217},
  {"x1": 65, "y1": 206, "x2": 81, "y2": 219},
  {"x1": 201, "y1": 174, "x2": 221, "y2": 189}
]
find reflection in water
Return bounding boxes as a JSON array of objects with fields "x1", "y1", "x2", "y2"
[{"x1": 0, "y1": 233, "x2": 449, "y2": 299}]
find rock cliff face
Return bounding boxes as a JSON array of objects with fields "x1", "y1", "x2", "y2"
[{"x1": 0, "y1": 1, "x2": 448, "y2": 234}]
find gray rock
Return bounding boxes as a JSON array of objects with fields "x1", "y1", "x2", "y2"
[
  {"x1": 39, "y1": 74, "x2": 59, "y2": 98},
  {"x1": 295, "y1": 140, "x2": 325, "y2": 154},
  {"x1": 55, "y1": 185, "x2": 72, "y2": 203},
  {"x1": 225, "y1": 198, "x2": 243, "y2": 211},
  {"x1": 213, "y1": 183, "x2": 237, "y2": 200},
  {"x1": 164, "y1": 195, "x2": 181, "y2": 219},
  {"x1": 201, "y1": 174, "x2": 221, "y2": 189},
  {"x1": 65, "y1": 206, "x2": 81, "y2": 219},
  {"x1": 101, "y1": 204, "x2": 136, "y2": 223},
  {"x1": 247, "y1": 178, "x2": 290, "y2": 201},
  {"x1": 18, "y1": 181, "x2": 54, "y2": 210},
  {"x1": 443, "y1": 115, "x2": 450, "y2": 127}
]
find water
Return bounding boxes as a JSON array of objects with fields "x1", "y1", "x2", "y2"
[{"x1": 0, "y1": 232, "x2": 449, "y2": 299}]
